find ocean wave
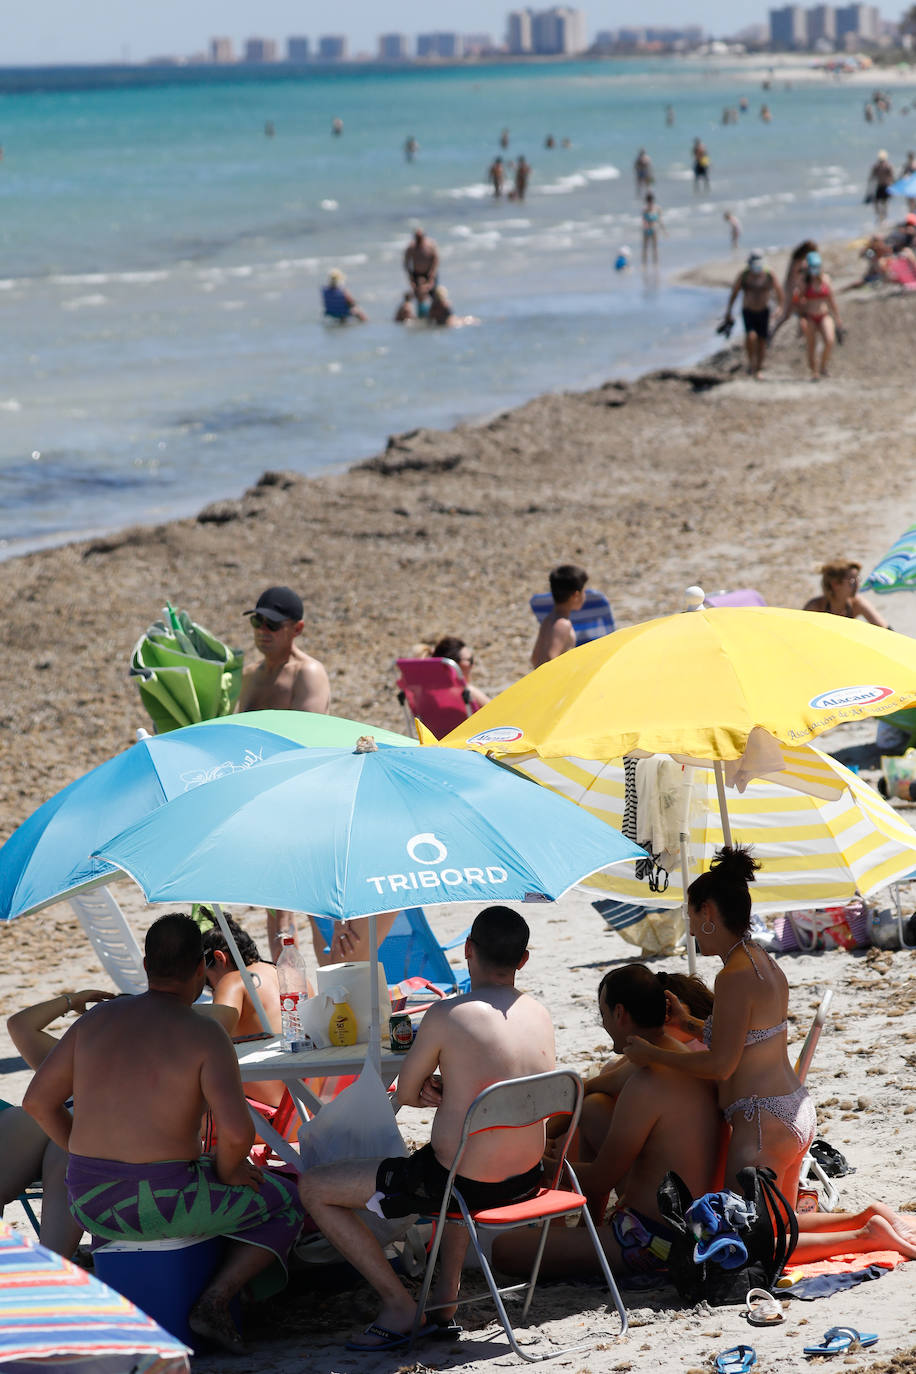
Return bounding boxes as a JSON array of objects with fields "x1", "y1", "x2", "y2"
[
  {"x1": 320, "y1": 199, "x2": 339, "y2": 211},
  {"x1": 0, "y1": 399, "x2": 21, "y2": 411},
  {"x1": 538, "y1": 173, "x2": 588, "y2": 195},
  {"x1": 583, "y1": 165, "x2": 621, "y2": 181},
  {"x1": 0, "y1": 280, "x2": 13, "y2": 291},
  {"x1": 481, "y1": 217, "x2": 531, "y2": 229},
  {"x1": 61, "y1": 294, "x2": 108, "y2": 310},
  {"x1": 810, "y1": 182, "x2": 859, "y2": 198},
  {"x1": 439, "y1": 182, "x2": 490, "y2": 200},
  {"x1": 173, "y1": 404, "x2": 300, "y2": 434}
]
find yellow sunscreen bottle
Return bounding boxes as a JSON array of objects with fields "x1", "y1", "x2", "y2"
[{"x1": 328, "y1": 990, "x2": 358, "y2": 1047}]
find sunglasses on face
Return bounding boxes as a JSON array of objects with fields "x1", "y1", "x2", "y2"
[{"x1": 249, "y1": 615, "x2": 288, "y2": 631}]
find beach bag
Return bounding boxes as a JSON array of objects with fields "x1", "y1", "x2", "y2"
[
  {"x1": 775, "y1": 900, "x2": 869, "y2": 953},
  {"x1": 658, "y1": 1166, "x2": 798, "y2": 1306}
]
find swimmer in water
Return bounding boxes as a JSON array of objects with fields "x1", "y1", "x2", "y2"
[
  {"x1": 724, "y1": 211, "x2": 741, "y2": 251},
  {"x1": 321, "y1": 269, "x2": 368, "y2": 324},
  {"x1": 332, "y1": 117, "x2": 343, "y2": 137},
  {"x1": 641, "y1": 192, "x2": 664, "y2": 268}
]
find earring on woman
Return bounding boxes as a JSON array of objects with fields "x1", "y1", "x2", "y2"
[{"x1": 701, "y1": 919, "x2": 716, "y2": 935}]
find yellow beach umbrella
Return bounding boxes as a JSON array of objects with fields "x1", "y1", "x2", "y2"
[
  {"x1": 511, "y1": 749, "x2": 916, "y2": 915},
  {"x1": 440, "y1": 607, "x2": 916, "y2": 768}
]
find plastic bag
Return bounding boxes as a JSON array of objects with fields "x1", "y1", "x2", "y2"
[{"x1": 298, "y1": 1060, "x2": 413, "y2": 1245}]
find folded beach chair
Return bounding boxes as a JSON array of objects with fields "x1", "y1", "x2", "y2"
[
  {"x1": 703, "y1": 588, "x2": 767, "y2": 608},
  {"x1": 794, "y1": 990, "x2": 841, "y2": 1211},
  {"x1": 885, "y1": 255, "x2": 916, "y2": 290},
  {"x1": 529, "y1": 588, "x2": 615, "y2": 645},
  {"x1": 130, "y1": 605, "x2": 244, "y2": 734},
  {"x1": 312, "y1": 907, "x2": 470, "y2": 996},
  {"x1": 68, "y1": 889, "x2": 147, "y2": 995},
  {"x1": 395, "y1": 657, "x2": 475, "y2": 740}
]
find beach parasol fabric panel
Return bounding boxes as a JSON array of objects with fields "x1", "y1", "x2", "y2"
[
  {"x1": 861, "y1": 522, "x2": 916, "y2": 594},
  {"x1": 508, "y1": 750, "x2": 916, "y2": 915},
  {"x1": 0, "y1": 1219, "x2": 189, "y2": 1372}
]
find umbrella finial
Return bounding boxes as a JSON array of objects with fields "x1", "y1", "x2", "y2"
[
  {"x1": 684, "y1": 585, "x2": 706, "y2": 612},
  {"x1": 354, "y1": 735, "x2": 378, "y2": 753}
]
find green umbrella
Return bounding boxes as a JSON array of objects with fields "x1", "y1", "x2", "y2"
[{"x1": 130, "y1": 605, "x2": 244, "y2": 733}]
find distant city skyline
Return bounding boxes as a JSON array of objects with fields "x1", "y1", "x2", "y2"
[{"x1": 3, "y1": 0, "x2": 887, "y2": 65}]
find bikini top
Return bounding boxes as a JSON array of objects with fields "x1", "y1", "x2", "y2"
[
  {"x1": 702, "y1": 938, "x2": 788, "y2": 1048},
  {"x1": 803, "y1": 278, "x2": 830, "y2": 300}
]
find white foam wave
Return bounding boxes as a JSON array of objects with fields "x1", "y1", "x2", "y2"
[
  {"x1": 538, "y1": 173, "x2": 588, "y2": 196},
  {"x1": 221, "y1": 300, "x2": 245, "y2": 311},
  {"x1": 0, "y1": 399, "x2": 21, "y2": 411},
  {"x1": 810, "y1": 182, "x2": 858, "y2": 198},
  {"x1": 339, "y1": 253, "x2": 368, "y2": 266},
  {"x1": 0, "y1": 280, "x2": 16, "y2": 291},
  {"x1": 439, "y1": 182, "x2": 490, "y2": 200},
  {"x1": 450, "y1": 225, "x2": 473, "y2": 237},
  {"x1": 61, "y1": 294, "x2": 107, "y2": 310},
  {"x1": 320, "y1": 199, "x2": 339, "y2": 211},
  {"x1": 584, "y1": 165, "x2": 621, "y2": 181},
  {"x1": 483, "y1": 217, "x2": 530, "y2": 229}
]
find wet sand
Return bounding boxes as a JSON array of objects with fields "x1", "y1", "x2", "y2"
[{"x1": 1, "y1": 250, "x2": 916, "y2": 1369}]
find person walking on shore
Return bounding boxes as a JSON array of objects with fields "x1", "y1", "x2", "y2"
[
  {"x1": 865, "y1": 149, "x2": 895, "y2": 223},
  {"x1": 793, "y1": 250, "x2": 842, "y2": 381},
  {"x1": 722, "y1": 250, "x2": 784, "y2": 378}
]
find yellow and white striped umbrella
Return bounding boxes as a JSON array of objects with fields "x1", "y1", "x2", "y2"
[{"x1": 509, "y1": 749, "x2": 916, "y2": 915}]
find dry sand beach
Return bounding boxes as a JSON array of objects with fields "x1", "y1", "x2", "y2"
[{"x1": 1, "y1": 250, "x2": 916, "y2": 1370}]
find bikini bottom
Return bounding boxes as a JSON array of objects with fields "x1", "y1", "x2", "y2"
[{"x1": 724, "y1": 1084, "x2": 817, "y2": 1153}]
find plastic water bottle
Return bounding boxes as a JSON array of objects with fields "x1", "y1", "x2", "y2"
[{"x1": 277, "y1": 936, "x2": 310, "y2": 1053}]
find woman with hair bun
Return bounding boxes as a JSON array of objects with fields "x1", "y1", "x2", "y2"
[{"x1": 624, "y1": 844, "x2": 815, "y2": 1204}]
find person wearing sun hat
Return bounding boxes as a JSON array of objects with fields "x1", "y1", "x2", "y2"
[
  {"x1": 321, "y1": 267, "x2": 368, "y2": 322},
  {"x1": 794, "y1": 249, "x2": 842, "y2": 381},
  {"x1": 865, "y1": 148, "x2": 895, "y2": 222}
]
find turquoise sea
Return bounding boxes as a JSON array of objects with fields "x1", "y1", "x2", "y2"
[{"x1": 0, "y1": 57, "x2": 910, "y2": 555}]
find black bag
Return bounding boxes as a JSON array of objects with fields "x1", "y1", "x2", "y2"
[{"x1": 657, "y1": 1166, "x2": 798, "y2": 1306}]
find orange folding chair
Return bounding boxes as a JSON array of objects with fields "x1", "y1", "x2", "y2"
[{"x1": 410, "y1": 1069, "x2": 627, "y2": 1361}]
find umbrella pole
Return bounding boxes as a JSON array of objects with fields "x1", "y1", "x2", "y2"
[
  {"x1": 212, "y1": 902, "x2": 273, "y2": 1034},
  {"x1": 713, "y1": 762, "x2": 734, "y2": 847},
  {"x1": 679, "y1": 834, "x2": 696, "y2": 975},
  {"x1": 368, "y1": 912, "x2": 381, "y2": 1075}
]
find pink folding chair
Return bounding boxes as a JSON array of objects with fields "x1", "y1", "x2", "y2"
[
  {"x1": 395, "y1": 657, "x2": 476, "y2": 739},
  {"x1": 884, "y1": 255, "x2": 916, "y2": 290}
]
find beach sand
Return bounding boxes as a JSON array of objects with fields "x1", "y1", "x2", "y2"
[{"x1": 1, "y1": 256, "x2": 916, "y2": 1369}]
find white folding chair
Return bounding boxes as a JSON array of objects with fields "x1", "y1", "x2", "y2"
[
  {"x1": 410, "y1": 1069, "x2": 627, "y2": 1362},
  {"x1": 795, "y1": 989, "x2": 840, "y2": 1211}
]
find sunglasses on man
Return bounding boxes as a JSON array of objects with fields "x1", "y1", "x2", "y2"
[{"x1": 249, "y1": 614, "x2": 290, "y2": 631}]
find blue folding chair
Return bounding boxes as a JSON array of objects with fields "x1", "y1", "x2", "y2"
[
  {"x1": 312, "y1": 907, "x2": 470, "y2": 995},
  {"x1": 529, "y1": 589, "x2": 615, "y2": 646}
]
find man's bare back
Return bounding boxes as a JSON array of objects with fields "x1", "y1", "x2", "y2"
[
  {"x1": 530, "y1": 608, "x2": 577, "y2": 669},
  {"x1": 406, "y1": 987, "x2": 555, "y2": 1180}
]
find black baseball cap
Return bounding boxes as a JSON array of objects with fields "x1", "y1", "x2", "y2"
[{"x1": 244, "y1": 586, "x2": 303, "y2": 625}]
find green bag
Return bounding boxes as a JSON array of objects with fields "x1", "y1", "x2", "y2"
[{"x1": 130, "y1": 605, "x2": 244, "y2": 734}]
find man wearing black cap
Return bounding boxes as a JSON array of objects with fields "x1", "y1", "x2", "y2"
[
  {"x1": 238, "y1": 586, "x2": 330, "y2": 716},
  {"x1": 239, "y1": 587, "x2": 331, "y2": 958}
]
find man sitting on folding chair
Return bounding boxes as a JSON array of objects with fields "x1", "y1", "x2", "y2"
[{"x1": 299, "y1": 906, "x2": 555, "y2": 1353}]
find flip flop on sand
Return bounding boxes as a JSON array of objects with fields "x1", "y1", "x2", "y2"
[
  {"x1": 744, "y1": 1288, "x2": 784, "y2": 1326},
  {"x1": 428, "y1": 1317, "x2": 464, "y2": 1338},
  {"x1": 803, "y1": 1326, "x2": 878, "y2": 1357},
  {"x1": 715, "y1": 1345, "x2": 757, "y2": 1373},
  {"x1": 345, "y1": 1323, "x2": 411, "y2": 1352}
]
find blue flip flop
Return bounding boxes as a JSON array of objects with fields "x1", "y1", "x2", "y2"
[
  {"x1": 715, "y1": 1345, "x2": 757, "y2": 1373},
  {"x1": 345, "y1": 1323, "x2": 410, "y2": 1352},
  {"x1": 803, "y1": 1326, "x2": 878, "y2": 1357}
]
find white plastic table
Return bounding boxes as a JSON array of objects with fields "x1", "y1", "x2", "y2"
[{"x1": 235, "y1": 1036, "x2": 405, "y2": 1171}]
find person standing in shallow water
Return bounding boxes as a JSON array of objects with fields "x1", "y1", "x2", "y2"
[{"x1": 641, "y1": 193, "x2": 663, "y2": 267}]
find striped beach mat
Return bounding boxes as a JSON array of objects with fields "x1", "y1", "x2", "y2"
[{"x1": 862, "y1": 522, "x2": 916, "y2": 594}]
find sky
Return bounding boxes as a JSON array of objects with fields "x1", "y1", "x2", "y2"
[{"x1": 6, "y1": 1, "x2": 781, "y2": 66}]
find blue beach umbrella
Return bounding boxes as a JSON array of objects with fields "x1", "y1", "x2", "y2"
[
  {"x1": 93, "y1": 745, "x2": 645, "y2": 918},
  {"x1": 0, "y1": 711, "x2": 414, "y2": 922},
  {"x1": 889, "y1": 171, "x2": 916, "y2": 198}
]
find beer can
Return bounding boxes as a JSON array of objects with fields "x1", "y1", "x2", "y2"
[
  {"x1": 796, "y1": 1186, "x2": 819, "y2": 1213},
  {"x1": 389, "y1": 1013, "x2": 414, "y2": 1053}
]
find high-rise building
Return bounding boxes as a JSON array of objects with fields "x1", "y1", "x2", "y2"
[
  {"x1": 379, "y1": 33, "x2": 409, "y2": 59},
  {"x1": 807, "y1": 4, "x2": 837, "y2": 43},
  {"x1": 210, "y1": 36, "x2": 234, "y2": 63},
  {"x1": 836, "y1": 2, "x2": 880, "y2": 40},
  {"x1": 287, "y1": 36, "x2": 310, "y2": 62},
  {"x1": 417, "y1": 32, "x2": 463, "y2": 58},
  {"x1": 463, "y1": 33, "x2": 494, "y2": 55},
  {"x1": 528, "y1": 7, "x2": 588, "y2": 54},
  {"x1": 318, "y1": 35, "x2": 348, "y2": 60},
  {"x1": 507, "y1": 9, "x2": 533, "y2": 52},
  {"x1": 768, "y1": 5, "x2": 807, "y2": 47},
  {"x1": 243, "y1": 37, "x2": 277, "y2": 62}
]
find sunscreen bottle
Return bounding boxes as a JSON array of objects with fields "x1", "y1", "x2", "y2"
[{"x1": 328, "y1": 988, "x2": 358, "y2": 1047}]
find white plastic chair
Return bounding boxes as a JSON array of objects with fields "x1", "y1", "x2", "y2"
[
  {"x1": 68, "y1": 889, "x2": 147, "y2": 995},
  {"x1": 410, "y1": 1069, "x2": 627, "y2": 1362}
]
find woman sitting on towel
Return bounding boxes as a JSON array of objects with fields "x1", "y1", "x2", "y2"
[{"x1": 624, "y1": 846, "x2": 816, "y2": 1205}]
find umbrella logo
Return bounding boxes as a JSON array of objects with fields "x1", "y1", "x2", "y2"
[
  {"x1": 406, "y1": 833, "x2": 448, "y2": 865},
  {"x1": 809, "y1": 685, "x2": 893, "y2": 711},
  {"x1": 467, "y1": 726, "x2": 524, "y2": 745}
]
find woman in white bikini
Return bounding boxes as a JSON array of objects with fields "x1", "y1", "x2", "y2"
[
  {"x1": 625, "y1": 847, "x2": 916, "y2": 1260},
  {"x1": 624, "y1": 846, "x2": 814, "y2": 1203}
]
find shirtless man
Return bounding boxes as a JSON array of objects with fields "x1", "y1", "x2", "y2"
[
  {"x1": 494, "y1": 964, "x2": 722, "y2": 1281},
  {"x1": 238, "y1": 585, "x2": 330, "y2": 959},
  {"x1": 299, "y1": 906, "x2": 555, "y2": 1351},
  {"x1": 23, "y1": 914, "x2": 303, "y2": 1354},
  {"x1": 530, "y1": 563, "x2": 587, "y2": 669},
  {"x1": 488, "y1": 156, "x2": 505, "y2": 198},
  {"x1": 403, "y1": 227, "x2": 439, "y2": 315},
  {"x1": 722, "y1": 250, "x2": 784, "y2": 378},
  {"x1": 866, "y1": 149, "x2": 895, "y2": 223}
]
